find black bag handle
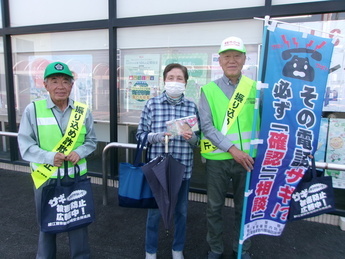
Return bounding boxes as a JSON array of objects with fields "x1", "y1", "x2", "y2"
[
  {"x1": 133, "y1": 132, "x2": 149, "y2": 166},
  {"x1": 73, "y1": 163, "x2": 81, "y2": 182},
  {"x1": 310, "y1": 156, "x2": 317, "y2": 178},
  {"x1": 303, "y1": 156, "x2": 318, "y2": 182},
  {"x1": 56, "y1": 161, "x2": 81, "y2": 186}
]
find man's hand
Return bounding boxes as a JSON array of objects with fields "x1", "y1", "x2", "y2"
[
  {"x1": 65, "y1": 151, "x2": 81, "y2": 165},
  {"x1": 53, "y1": 152, "x2": 65, "y2": 167},
  {"x1": 228, "y1": 145, "x2": 254, "y2": 172}
]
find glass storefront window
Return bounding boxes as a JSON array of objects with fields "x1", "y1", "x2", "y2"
[
  {"x1": 117, "y1": 19, "x2": 263, "y2": 126},
  {"x1": 12, "y1": 30, "x2": 109, "y2": 124},
  {"x1": 12, "y1": 30, "x2": 109, "y2": 172},
  {"x1": 117, "y1": 44, "x2": 258, "y2": 125}
]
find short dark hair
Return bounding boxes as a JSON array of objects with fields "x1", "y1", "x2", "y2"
[
  {"x1": 43, "y1": 73, "x2": 74, "y2": 83},
  {"x1": 163, "y1": 63, "x2": 189, "y2": 82}
]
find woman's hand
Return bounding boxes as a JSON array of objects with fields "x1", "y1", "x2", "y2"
[{"x1": 181, "y1": 130, "x2": 193, "y2": 140}]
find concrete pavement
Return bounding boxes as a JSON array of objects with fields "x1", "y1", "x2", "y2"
[{"x1": 1, "y1": 169, "x2": 344, "y2": 259}]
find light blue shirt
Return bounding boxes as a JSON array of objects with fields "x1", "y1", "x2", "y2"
[{"x1": 18, "y1": 96, "x2": 97, "y2": 166}]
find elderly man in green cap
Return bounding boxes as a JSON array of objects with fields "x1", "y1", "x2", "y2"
[
  {"x1": 18, "y1": 61, "x2": 97, "y2": 258},
  {"x1": 199, "y1": 36, "x2": 259, "y2": 259}
]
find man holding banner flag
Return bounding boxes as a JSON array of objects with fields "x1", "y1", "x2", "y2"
[
  {"x1": 199, "y1": 36, "x2": 259, "y2": 259},
  {"x1": 239, "y1": 21, "x2": 335, "y2": 256}
]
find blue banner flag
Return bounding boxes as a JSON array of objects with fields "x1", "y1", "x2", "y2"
[{"x1": 243, "y1": 26, "x2": 334, "y2": 240}]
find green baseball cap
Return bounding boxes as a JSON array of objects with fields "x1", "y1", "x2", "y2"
[
  {"x1": 218, "y1": 36, "x2": 246, "y2": 54},
  {"x1": 44, "y1": 62, "x2": 74, "y2": 79}
]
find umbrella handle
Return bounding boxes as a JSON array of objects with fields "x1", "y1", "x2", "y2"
[{"x1": 165, "y1": 135, "x2": 169, "y2": 153}]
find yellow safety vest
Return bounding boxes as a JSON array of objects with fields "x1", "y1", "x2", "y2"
[
  {"x1": 200, "y1": 76, "x2": 259, "y2": 160},
  {"x1": 31, "y1": 99, "x2": 88, "y2": 188}
]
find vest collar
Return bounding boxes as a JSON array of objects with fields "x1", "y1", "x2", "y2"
[{"x1": 46, "y1": 96, "x2": 75, "y2": 109}]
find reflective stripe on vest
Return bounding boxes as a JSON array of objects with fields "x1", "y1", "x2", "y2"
[
  {"x1": 31, "y1": 162, "x2": 87, "y2": 177},
  {"x1": 200, "y1": 76, "x2": 259, "y2": 160},
  {"x1": 37, "y1": 117, "x2": 59, "y2": 126}
]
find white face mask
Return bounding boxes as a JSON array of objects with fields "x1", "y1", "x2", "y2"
[{"x1": 164, "y1": 81, "x2": 185, "y2": 98}]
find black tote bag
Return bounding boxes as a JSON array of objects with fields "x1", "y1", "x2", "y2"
[
  {"x1": 118, "y1": 133, "x2": 158, "y2": 208},
  {"x1": 288, "y1": 157, "x2": 335, "y2": 221},
  {"x1": 41, "y1": 163, "x2": 95, "y2": 233}
]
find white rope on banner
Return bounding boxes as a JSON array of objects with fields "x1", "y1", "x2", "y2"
[{"x1": 254, "y1": 16, "x2": 344, "y2": 39}]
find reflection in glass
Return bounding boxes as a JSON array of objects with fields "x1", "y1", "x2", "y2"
[
  {"x1": 12, "y1": 31, "x2": 110, "y2": 124},
  {"x1": 117, "y1": 45, "x2": 258, "y2": 125}
]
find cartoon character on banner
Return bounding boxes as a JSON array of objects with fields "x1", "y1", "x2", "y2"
[{"x1": 282, "y1": 47, "x2": 322, "y2": 82}]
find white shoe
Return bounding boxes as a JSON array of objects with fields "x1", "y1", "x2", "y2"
[
  {"x1": 145, "y1": 252, "x2": 157, "y2": 259},
  {"x1": 172, "y1": 250, "x2": 184, "y2": 259}
]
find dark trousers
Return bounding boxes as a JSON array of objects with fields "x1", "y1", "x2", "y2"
[
  {"x1": 145, "y1": 179, "x2": 190, "y2": 253},
  {"x1": 206, "y1": 159, "x2": 251, "y2": 254}
]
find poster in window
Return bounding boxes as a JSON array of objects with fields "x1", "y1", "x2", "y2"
[
  {"x1": 314, "y1": 117, "x2": 329, "y2": 162},
  {"x1": 325, "y1": 118, "x2": 345, "y2": 189},
  {"x1": 162, "y1": 53, "x2": 208, "y2": 105},
  {"x1": 211, "y1": 53, "x2": 223, "y2": 81},
  {"x1": 123, "y1": 54, "x2": 160, "y2": 111}
]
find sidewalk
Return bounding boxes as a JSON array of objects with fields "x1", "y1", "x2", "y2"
[{"x1": 1, "y1": 168, "x2": 344, "y2": 259}]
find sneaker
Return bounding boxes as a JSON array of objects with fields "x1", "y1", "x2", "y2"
[
  {"x1": 145, "y1": 252, "x2": 157, "y2": 259},
  {"x1": 232, "y1": 251, "x2": 251, "y2": 259},
  {"x1": 207, "y1": 250, "x2": 222, "y2": 259},
  {"x1": 172, "y1": 249, "x2": 184, "y2": 259}
]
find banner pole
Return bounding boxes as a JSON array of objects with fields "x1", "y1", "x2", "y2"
[{"x1": 237, "y1": 20, "x2": 270, "y2": 259}]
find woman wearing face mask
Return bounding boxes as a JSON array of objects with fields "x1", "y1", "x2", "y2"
[{"x1": 137, "y1": 63, "x2": 200, "y2": 259}]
